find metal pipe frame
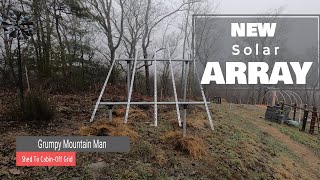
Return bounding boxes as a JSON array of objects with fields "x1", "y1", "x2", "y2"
[
  {"x1": 99, "y1": 101, "x2": 209, "y2": 105},
  {"x1": 127, "y1": 61, "x2": 131, "y2": 98},
  {"x1": 182, "y1": 61, "x2": 189, "y2": 137},
  {"x1": 192, "y1": 53, "x2": 214, "y2": 130},
  {"x1": 107, "y1": 105, "x2": 113, "y2": 122},
  {"x1": 90, "y1": 59, "x2": 117, "y2": 122},
  {"x1": 124, "y1": 53, "x2": 138, "y2": 123},
  {"x1": 90, "y1": 47, "x2": 215, "y2": 137},
  {"x1": 154, "y1": 52, "x2": 158, "y2": 126},
  {"x1": 167, "y1": 45, "x2": 182, "y2": 127},
  {"x1": 183, "y1": 106, "x2": 187, "y2": 137}
]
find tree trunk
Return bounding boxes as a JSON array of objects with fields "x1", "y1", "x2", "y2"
[
  {"x1": 142, "y1": 0, "x2": 151, "y2": 95},
  {"x1": 54, "y1": 1, "x2": 66, "y2": 78},
  {"x1": 143, "y1": 47, "x2": 150, "y2": 94},
  {"x1": 109, "y1": 50, "x2": 116, "y2": 83},
  {"x1": 181, "y1": 2, "x2": 190, "y2": 96},
  {"x1": 17, "y1": 38, "x2": 24, "y2": 109}
]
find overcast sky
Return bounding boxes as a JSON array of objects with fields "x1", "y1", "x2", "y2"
[{"x1": 219, "y1": 0, "x2": 320, "y2": 14}]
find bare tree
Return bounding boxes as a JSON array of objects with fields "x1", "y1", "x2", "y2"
[
  {"x1": 141, "y1": 0, "x2": 197, "y2": 95},
  {"x1": 158, "y1": 22, "x2": 182, "y2": 99},
  {"x1": 84, "y1": 0, "x2": 125, "y2": 65},
  {"x1": 121, "y1": 0, "x2": 144, "y2": 58},
  {"x1": 0, "y1": 0, "x2": 16, "y2": 83},
  {"x1": 179, "y1": 0, "x2": 218, "y2": 97}
]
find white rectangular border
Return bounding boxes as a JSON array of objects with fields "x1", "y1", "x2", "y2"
[{"x1": 193, "y1": 15, "x2": 320, "y2": 90}]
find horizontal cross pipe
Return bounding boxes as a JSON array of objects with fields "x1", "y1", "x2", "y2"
[
  {"x1": 115, "y1": 58, "x2": 192, "y2": 62},
  {"x1": 281, "y1": 103, "x2": 317, "y2": 112},
  {"x1": 99, "y1": 101, "x2": 209, "y2": 105}
]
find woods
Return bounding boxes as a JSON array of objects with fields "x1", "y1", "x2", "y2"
[
  {"x1": 0, "y1": 0, "x2": 215, "y2": 123},
  {"x1": 0, "y1": 0, "x2": 211, "y2": 92},
  {"x1": 1, "y1": 1, "x2": 320, "y2": 117}
]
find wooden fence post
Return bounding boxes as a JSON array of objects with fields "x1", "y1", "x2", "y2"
[
  {"x1": 309, "y1": 106, "x2": 317, "y2": 134},
  {"x1": 318, "y1": 117, "x2": 320, "y2": 132},
  {"x1": 293, "y1": 103, "x2": 297, "y2": 120},
  {"x1": 280, "y1": 101, "x2": 284, "y2": 111},
  {"x1": 301, "y1": 104, "x2": 308, "y2": 132}
]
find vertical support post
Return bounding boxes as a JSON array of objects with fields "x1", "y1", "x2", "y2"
[
  {"x1": 125, "y1": 52, "x2": 138, "y2": 123},
  {"x1": 90, "y1": 59, "x2": 116, "y2": 122},
  {"x1": 167, "y1": 45, "x2": 181, "y2": 126},
  {"x1": 298, "y1": 104, "x2": 302, "y2": 124},
  {"x1": 318, "y1": 117, "x2": 320, "y2": 132},
  {"x1": 107, "y1": 105, "x2": 113, "y2": 122},
  {"x1": 309, "y1": 106, "x2": 317, "y2": 134},
  {"x1": 183, "y1": 104, "x2": 188, "y2": 138},
  {"x1": 280, "y1": 101, "x2": 284, "y2": 111},
  {"x1": 180, "y1": 61, "x2": 185, "y2": 97},
  {"x1": 127, "y1": 61, "x2": 131, "y2": 98},
  {"x1": 183, "y1": 61, "x2": 189, "y2": 104},
  {"x1": 301, "y1": 104, "x2": 308, "y2": 131},
  {"x1": 293, "y1": 103, "x2": 297, "y2": 120},
  {"x1": 154, "y1": 53, "x2": 158, "y2": 126},
  {"x1": 182, "y1": 60, "x2": 189, "y2": 137},
  {"x1": 192, "y1": 53, "x2": 214, "y2": 130}
]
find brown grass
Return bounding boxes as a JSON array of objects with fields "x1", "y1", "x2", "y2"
[
  {"x1": 79, "y1": 118, "x2": 139, "y2": 141},
  {"x1": 155, "y1": 149, "x2": 167, "y2": 167},
  {"x1": 161, "y1": 131, "x2": 208, "y2": 159},
  {"x1": 114, "y1": 108, "x2": 149, "y2": 122},
  {"x1": 128, "y1": 110, "x2": 149, "y2": 121},
  {"x1": 161, "y1": 131, "x2": 183, "y2": 142},
  {"x1": 177, "y1": 136, "x2": 208, "y2": 160},
  {"x1": 79, "y1": 126, "x2": 99, "y2": 136},
  {"x1": 114, "y1": 108, "x2": 126, "y2": 117},
  {"x1": 211, "y1": 110, "x2": 223, "y2": 120},
  {"x1": 187, "y1": 117, "x2": 207, "y2": 130}
]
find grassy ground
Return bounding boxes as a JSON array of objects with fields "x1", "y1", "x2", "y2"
[
  {"x1": 1, "y1": 91, "x2": 320, "y2": 179},
  {"x1": 272, "y1": 121, "x2": 320, "y2": 156},
  {"x1": 222, "y1": 103, "x2": 320, "y2": 179}
]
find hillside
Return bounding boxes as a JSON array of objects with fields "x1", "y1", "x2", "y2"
[{"x1": 0, "y1": 90, "x2": 320, "y2": 179}]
